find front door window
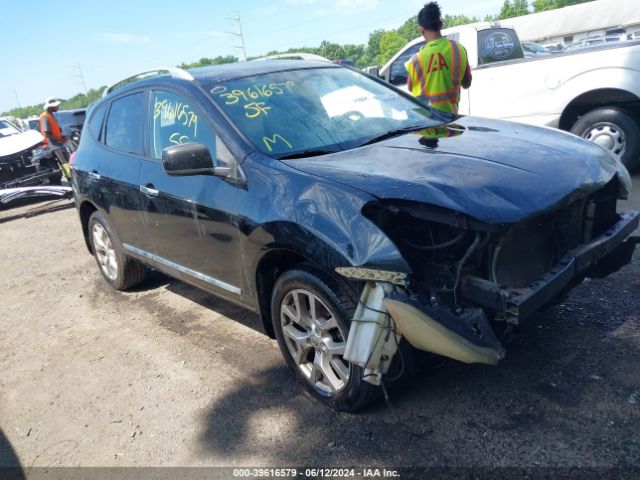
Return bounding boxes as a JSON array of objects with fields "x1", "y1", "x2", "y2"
[{"x1": 149, "y1": 90, "x2": 217, "y2": 163}]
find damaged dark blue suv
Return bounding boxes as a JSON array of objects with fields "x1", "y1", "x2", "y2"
[{"x1": 72, "y1": 62, "x2": 639, "y2": 411}]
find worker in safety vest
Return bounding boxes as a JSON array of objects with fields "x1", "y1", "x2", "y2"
[
  {"x1": 405, "y1": 2, "x2": 472, "y2": 114},
  {"x1": 39, "y1": 97, "x2": 66, "y2": 146}
]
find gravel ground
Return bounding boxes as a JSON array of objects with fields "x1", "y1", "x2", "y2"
[{"x1": 0, "y1": 174, "x2": 639, "y2": 473}]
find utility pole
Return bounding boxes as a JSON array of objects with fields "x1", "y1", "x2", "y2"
[
  {"x1": 227, "y1": 10, "x2": 247, "y2": 61},
  {"x1": 72, "y1": 63, "x2": 89, "y2": 95},
  {"x1": 13, "y1": 90, "x2": 21, "y2": 109}
]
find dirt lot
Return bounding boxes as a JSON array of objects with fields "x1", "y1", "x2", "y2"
[{"x1": 1, "y1": 174, "x2": 639, "y2": 472}]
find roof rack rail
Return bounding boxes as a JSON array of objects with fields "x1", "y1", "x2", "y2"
[
  {"x1": 252, "y1": 52, "x2": 331, "y2": 62},
  {"x1": 102, "y1": 68, "x2": 194, "y2": 97}
]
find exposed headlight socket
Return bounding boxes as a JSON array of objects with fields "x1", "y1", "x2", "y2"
[{"x1": 335, "y1": 267, "x2": 407, "y2": 286}]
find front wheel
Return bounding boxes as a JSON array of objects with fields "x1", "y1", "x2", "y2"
[
  {"x1": 570, "y1": 107, "x2": 640, "y2": 169},
  {"x1": 271, "y1": 266, "x2": 379, "y2": 411}
]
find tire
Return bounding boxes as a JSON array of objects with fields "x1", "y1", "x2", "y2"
[
  {"x1": 570, "y1": 107, "x2": 640, "y2": 169},
  {"x1": 271, "y1": 265, "x2": 379, "y2": 411},
  {"x1": 88, "y1": 211, "x2": 147, "y2": 291}
]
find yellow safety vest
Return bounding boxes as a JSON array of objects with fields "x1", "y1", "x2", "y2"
[{"x1": 405, "y1": 38, "x2": 468, "y2": 114}]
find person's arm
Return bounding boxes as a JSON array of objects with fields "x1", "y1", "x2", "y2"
[
  {"x1": 461, "y1": 63, "x2": 472, "y2": 89},
  {"x1": 39, "y1": 115, "x2": 50, "y2": 137}
]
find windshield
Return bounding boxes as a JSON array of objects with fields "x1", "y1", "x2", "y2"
[{"x1": 207, "y1": 67, "x2": 442, "y2": 157}]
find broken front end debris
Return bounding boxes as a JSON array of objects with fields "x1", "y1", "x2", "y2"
[{"x1": 337, "y1": 177, "x2": 639, "y2": 385}]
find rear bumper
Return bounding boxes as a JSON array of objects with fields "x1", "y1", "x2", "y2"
[{"x1": 463, "y1": 211, "x2": 639, "y2": 323}]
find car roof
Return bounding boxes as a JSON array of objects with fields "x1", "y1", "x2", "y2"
[
  {"x1": 100, "y1": 60, "x2": 342, "y2": 101},
  {"x1": 187, "y1": 60, "x2": 340, "y2": 83}
]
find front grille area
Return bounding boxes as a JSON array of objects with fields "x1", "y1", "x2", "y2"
[
  {"x1": 492, "y1": 213, "x2": 556, "y2": 288},
  {"x1": 590, "y1": 177, "x2": 619, "y2": 238},
  {"x1": 491, "y1": 176, "x2": 620, "y2": 289},
  {"x1": 0, "y1": 150, "x2": 38, "y2": 186}
]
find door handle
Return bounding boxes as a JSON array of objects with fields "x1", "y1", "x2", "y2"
[
  {"x1": 88, "y1": 171, "x2": 101, "y2": 181},
  {"x1": 140, "y1": 184, "x2": 159, "y2": 197}
]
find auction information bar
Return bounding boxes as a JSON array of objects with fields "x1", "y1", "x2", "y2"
[{"x1": 1, "y1": 467, "x2": 638, "y2": 480}]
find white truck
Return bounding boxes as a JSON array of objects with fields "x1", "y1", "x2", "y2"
[{"x1": 377, "y1": 23, "x2": 640, "y2": 168}]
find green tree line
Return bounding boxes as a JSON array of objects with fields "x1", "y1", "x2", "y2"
[
  {"x1": 3, "y1": 87, "x2": 106, "y2": 118},
  {"x1": 3, "y1": 0, "x2": 594, "y2": 117}
]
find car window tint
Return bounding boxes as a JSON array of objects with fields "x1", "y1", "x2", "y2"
[
  {"x1": 389, "y1": 42, "x2": 424, "y2": 85},
  {"x1": 104, "y1": 92, "x2": 144, "y2": 155},
  {"x1": 477, "y1": 28, "x2": 524, "y2": 65},
  {"x1": 87, "y1": 105, "x2": 107, "y2": 141},
  {"x1": 149, "y1": 90, "x2": 217, "y2": 162}
]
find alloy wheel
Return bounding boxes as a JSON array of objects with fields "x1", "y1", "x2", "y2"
[
  {"x1": 92, "y1": 223, "x2": 118, "y2": 281},
  {"x1": 279, "y1": 288, "x2": 350, "y2": 394}
]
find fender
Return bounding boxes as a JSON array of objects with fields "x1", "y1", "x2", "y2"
[
  {"x1": 237, "y1": 156, "x2": 411, "y2": 332},
  {"x1": 556, "y1": 66, "x2": 640, "y2": 112},
  {"x1": 239, "y1": 153, "x2": 411, "y2": 278},
  {"x1": 242, "y1": 218, "x2": 409, "y2": 338}
]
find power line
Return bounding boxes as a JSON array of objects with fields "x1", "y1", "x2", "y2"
[
  {"x1": 71, "y1": 63, "x2": 89, "y2": 95},
  {"x1": 13, "y1": 90, "x2": 21, "y2": 109},
  {"x1": 227, "y1": 10, "x2": 247, "y2": 61}
]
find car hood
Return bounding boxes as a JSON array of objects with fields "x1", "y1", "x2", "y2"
[
  {"x1": 0, "y1": 130, "x2": 43, "y2": 159},
  {"x1": 283, "y1": 116, "x2": 618, "y2": 224}
]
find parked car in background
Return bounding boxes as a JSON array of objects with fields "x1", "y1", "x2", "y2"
[
  {"x1": 522, "y1": 40, "x2": 550, "y2": 57},
  {"x1": 27, "y1": 117, "x2": 39, "y2": 131},
  {"x1": 565, "y1": 35, "x2": 628, "y2": 52},
  {"x1": 0, "y1": 119, "x2": 62, "y2": 188},
  {"x1": 544, "y1": 42, "x2": 565, "y2": 53},
  {"x1": 378, "y1": 23, "x2": 640, "y2": 168},
  {"x1": 72, "y1": 64, "x2": 637, "y2": 411},
  {"x1": 55, "y1": 109, "x2": 86, "y2": 143}
]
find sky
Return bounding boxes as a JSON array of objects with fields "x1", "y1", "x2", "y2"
[{"x1": 0, "y1": 0, "x2": 504, "y2": 113}]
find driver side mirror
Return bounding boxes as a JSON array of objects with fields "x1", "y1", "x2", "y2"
[
  {"x1": 364, "y1": 65, "x2": 380, "y2": 78},
  {"x1": 161, "y1": 142, "x2": 231, "y2": 177},
  {"x1": 390, "y1": 74, "x2": 407, "y2": 86}
]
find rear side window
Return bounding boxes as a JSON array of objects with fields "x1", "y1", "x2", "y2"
[
  {"x1": 104, "y1": 92, "x2": 145, "y2": 155},
  {"x1": 149, "y1": 90, "x2": 217, "y2": 161},
  {"x1": 87, "y1": 105, "x2": 107, "y2": 140},
  {"x1": 477, "y1": 28, "x2": 524, "y2": 65}
]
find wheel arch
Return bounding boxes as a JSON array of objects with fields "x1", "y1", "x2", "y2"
[
  {"x1": 247, "y1": 217, "x2": 403, "y2": 338},
  {"x1": 254, "y1": 248, "x2": 310, "y2": 338},
  {"x1": 79, "y1": 200, "x2": 98, "y2": 253},
  {"x1": 559, "y1": 87, "x2": 640, "y2": 131}
]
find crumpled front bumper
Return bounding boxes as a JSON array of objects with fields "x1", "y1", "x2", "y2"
[
  {"x1": 463, "y1": 211, "x2": 640, "y2": 323},
  {"x1": 343, "y1": 211, "x2": 638, "y2": 373}
]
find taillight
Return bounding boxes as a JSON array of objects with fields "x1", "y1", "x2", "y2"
[{"x1": 69, "y1": 151, "x2": 77, "y2": 168}]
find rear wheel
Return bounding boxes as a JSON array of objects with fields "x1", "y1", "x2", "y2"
[
  {"x1": 271, "y1": 266, "x2": 379, "y2": 411},
  {"x1": 570, "y1": 107, "x2": 640, "y2": 169},
  {"x1": 88, "y1": 211, "x2": 146, "y2": 291}
]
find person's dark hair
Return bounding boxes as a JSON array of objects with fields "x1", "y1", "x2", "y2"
[{"x1": 418, "y1": 2, "x2": 442, "y2": 31}]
